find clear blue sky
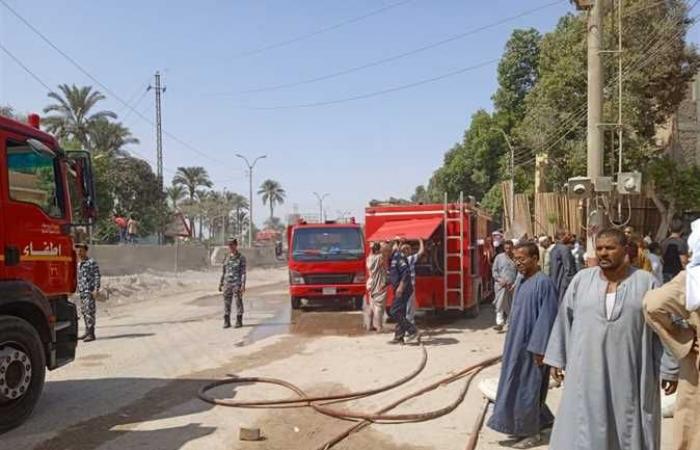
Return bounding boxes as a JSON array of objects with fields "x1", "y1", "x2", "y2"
[{"x1": 3, "y1": 0, "x2": 694, "y2": 226}]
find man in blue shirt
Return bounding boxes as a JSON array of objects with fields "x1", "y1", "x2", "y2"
[{"x1": 389, "y1": 242, "x2": 419, "y2": 344}]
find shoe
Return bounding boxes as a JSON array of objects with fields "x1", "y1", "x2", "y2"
[
  {"x1": 223, "y1": 315, "x2": 231, "y2": 329},
  {"x1": 404, "y1": 332, "x2": 419, "y2": 344},
  {"x1": 234, "y1": 315, "x2": 243, "y2": 328},
  {"x1": 511, "y1": 433, "x2": 544, "y2": 449},
  {"x1": 493, "y1": 324, "x2": 504, "y2": 332},
  {"x1": 388, "y1": 337, "x2": 404, "y2": 345},
  {"x1": 83, "y1": 327, "x2": 96, "y2": 342}
]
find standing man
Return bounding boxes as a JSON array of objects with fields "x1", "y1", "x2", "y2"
[
  {"x1": 218, "y1": 238, "x2": 247, "y2": 329},
  {"x1": 662, "y1": 218, "x2": 689, "y2": 283},
  {"x1": 76, "y1": 243, "x2": 101, "y2": 342},
  {"x1": 366, "y1": 242, "x2": 388, "y2": 332},
  {"x1": 544, "y1": 228, "x2": 677, "y2": 450},
  {"x1": 537, "y1": 236, "x2": 551, "y2": 272},
  {"x1": 487, "y1": 242, "x2": 559, "y2": 448},
  {"x1": 549, "y1": 229, "x2": 577, "y2": 303},
  {"x1": 389, "y1": 243, "x2": 418, "y2": 344},
  {"x1": 402, "y1": 238, "x2": 425, "y2": 325},
  {"x1": 127, "y1": 215, "x2": 139, "y2": 245},
  {"x1": 492, "y1": 240, "x2": 517, "y2": 331},
  {"x1": 644, "y1": 218, "x2": 700, "y2": 450}
]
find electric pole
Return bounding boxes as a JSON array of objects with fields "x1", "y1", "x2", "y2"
[
  {"x1": 573, "y1": 0, "x2": 606, "y2": 263},
  {"x1": 236, "y1": 154, "x2": 267, "y2": 247},
  {"x1": 313, "y1": 192, "x2": 329, "y2": 222},
  {"x1": 148, "y1": 71, "x2": 166, "y2": 244}
]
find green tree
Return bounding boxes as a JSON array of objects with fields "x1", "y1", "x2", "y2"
[
  {"x1": 88, "y1": 118, "x2": 138, "y2": 157},
  {"x1": 258, "y1": 179, "x2": 286, "y2": 220},
  {"x1": 172, "y1": 166, "x2": 213, "y2": 235},
  {"x1": 492, "y1": 28, "x2": 542, "y2": 127},
  {"x1": 43, "y1": 84, "x2": 116, "y2": 148},
  {"x1": 166, "y1": 185, "x2": 187, "y2": 209}
]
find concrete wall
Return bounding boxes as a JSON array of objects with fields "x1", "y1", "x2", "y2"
[
  {"x1": 210, "y1": 245, "x2": 283, "y2": 268},
  {"x1": 92, "y1": 244, "x2": 210, "y2": 276}
]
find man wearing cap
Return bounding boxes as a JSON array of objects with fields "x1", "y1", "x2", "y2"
[
  {"x1": 219, "y1": 238, "x2": 247, "y2": 328},
  {"x1": 76, "y1": 243, "x2": 101, "y2": 342}
]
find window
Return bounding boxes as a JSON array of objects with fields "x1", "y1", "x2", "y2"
[
  {"x1": 7, "y1": 140, "x2": 64, "y2": 218},
  {"x1": 291, "y1": 227, "x2": 364, "y2": 261}
]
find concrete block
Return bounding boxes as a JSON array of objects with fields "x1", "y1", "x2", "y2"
[{"x1": 239, "y1": 425, "x2": 261, "y2": 441}]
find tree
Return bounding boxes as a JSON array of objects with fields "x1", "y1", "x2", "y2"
[
  {"x1": 264, "y1": 216, "x2": 285, "y2": 233},
  {"x1": 43, "y1": 84, "x2": 116, "y2": 148},
  {"x1": 88, "y1": 118, "x2": 138, "y2": 157},
  {"x1": 166, "y1": 185, "x2": 187, "y2": 209},
  {"x1": 411, "y1": 185, "x2": 431, "y2": 204},
  {"x1": 426, "y1": 110, "x2": 508, "y2": 203},
  {"x1": 258, "y1": 179, "x2": 286, "y2": 220},
  {"x1": 492, "y1": 28, "x2": 542, "y2": 127},
  {"x1": 172, "y1": 166, "x2": 213, "y2": 235}
]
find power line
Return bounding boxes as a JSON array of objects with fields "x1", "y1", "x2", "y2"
[
  {"x1": 0, "y1": 0, "x2": 226, "y2": 165},
  {"x1": 230, "y1": 0, "x2": 565, "y2": 95},
  {"x1": 231, "y1": 0, "x2": 416, "y2": 59},
  {"x1": 0, "y1": 39, "x2": 178, "y2": 176},
  {"x1": 0, "y1": 41, "x2": 52, "y2": 91},
  {"x1": 242, "y1": 58, "x2": 498, "y2": 110}
]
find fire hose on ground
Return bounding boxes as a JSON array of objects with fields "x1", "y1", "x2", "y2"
[{"x1": 197, "y1": 344, "x2": 501, "y2": 450}]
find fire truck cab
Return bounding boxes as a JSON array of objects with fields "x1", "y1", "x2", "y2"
[
  {"x1": 0, "y1": 114, "x2": 96, "y2": 432},
  {"x1": 287, "y1": 218, "x2": 366, "y2": 310}
]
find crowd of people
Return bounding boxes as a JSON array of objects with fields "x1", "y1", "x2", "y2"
[
  {"x1": 485, "y1": 219, "x2": 698, "y2": 450},
  {"x1": 364, "y1": 218, "x2": 698, "y2": 450}
]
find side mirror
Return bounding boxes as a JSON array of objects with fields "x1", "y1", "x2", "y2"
[{"x1": 66, "y1": 150, "x2": 97, "y2": 224}]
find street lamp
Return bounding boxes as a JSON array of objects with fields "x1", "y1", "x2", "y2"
[
  {"x1": 493, "y1": 128, "x2": 515, "y2": 235},
  {"x1": 236, "y1": 153, "x2": 267, "y2": 247},
  {"x1": 313, "y1": 192, "x2": 329, "y2": 222}
]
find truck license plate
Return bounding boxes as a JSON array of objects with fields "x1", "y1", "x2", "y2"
[{"x1": 322, "y1": 287, "x2": 337, "y2": 295}]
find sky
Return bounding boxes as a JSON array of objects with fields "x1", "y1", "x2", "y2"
[{"x1": 2, "y1": 0, "x2": 696, "y2": 227}]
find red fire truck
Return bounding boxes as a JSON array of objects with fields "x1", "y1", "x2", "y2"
[
  {"x1": 286, "y1": 218, "x2": 366, "y2": 310},
  {"x1": 364, "y1": 194, "x2": 492, "y2": 316},
  {"x1": 0, "y1": 114, "x2": 96, "y2": 431}
]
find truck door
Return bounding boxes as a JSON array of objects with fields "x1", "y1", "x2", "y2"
[{"x1": 3, "y1": 136, "x2": 72, "y2": 296}]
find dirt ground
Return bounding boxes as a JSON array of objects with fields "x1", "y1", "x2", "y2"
[{"x1": 4, "y1": 266, "x2": 677, "y2": 450}]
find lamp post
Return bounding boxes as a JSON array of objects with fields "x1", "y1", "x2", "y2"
[
  {"x1": 236, "y1": 154, "x2": 267, "y2": 247},
  {"x1": 313, "y1": 192, "x2": 329, "y2": 222}
]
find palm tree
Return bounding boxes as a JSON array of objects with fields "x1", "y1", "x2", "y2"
[
  {"x1": 172, "y1": 167, "x2": 213, "y2": 200},
  {"x1": 173, "y1": 167, "x2": 213, "y2": 235},
  {"x1": 166, "y1": 185, "x2": 186, "y2": 209},
  {"x1": 88, "y1": 118, "x2": 139, "y2": 157},
  {"x1": 258, "y1": 179, "x2": 286, "y2": 220},
  {"x1": 230, "y1": 194, "x2": 249, "y2": 241},
  {"x1": 43, "y1": 84, "x2": 117, "y2": 148}
]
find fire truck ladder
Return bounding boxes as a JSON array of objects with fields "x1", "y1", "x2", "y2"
[{"x1": 443, "y1": 192, "x2": 465, "y2": 311}]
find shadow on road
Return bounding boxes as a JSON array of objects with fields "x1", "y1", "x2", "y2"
[{"x1": 17, "y1": 376, "x2": 221, "y2": 450}]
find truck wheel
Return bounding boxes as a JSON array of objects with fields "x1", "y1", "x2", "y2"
[
  {"x1": 353, "y1": 297, "x2": 364, "y2": 311},
  {"x1": 291, "y1": 297, "x2": 301, "y2": 310},
  {"x1": 0, "y1": 316, "x2": 46, "y2": 434}
]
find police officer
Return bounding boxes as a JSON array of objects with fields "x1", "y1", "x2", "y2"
[
  {"x1": 389, "y1": 241, "x2": 419, "y2": 344},
  {"x1": 219, "y1": 238, "x2": 247, "y2": 328},
  {"x1": 76, "y1": 243, "x2": 101, "y2": 342}
]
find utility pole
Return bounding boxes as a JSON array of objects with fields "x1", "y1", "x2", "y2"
[
  {"x1": 313, "y1": 192, "x2": 329, "y2": 222},
  {"x1": 148, "y1": 71, "x2": 166, "y2": 244},
  {"x1": 493, "y1": 128, "x2": 515, "y2": 235},
  {"x1": 236, "y1": 154, "x2": 267, "y2": 247},
  {"x1": 573, "y1": 0, "x2": 606, "y2": 263}
]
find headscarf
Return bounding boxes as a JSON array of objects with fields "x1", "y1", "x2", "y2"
[{"x1": 686, "y1": 218, "x2": 700, "y2": 311}]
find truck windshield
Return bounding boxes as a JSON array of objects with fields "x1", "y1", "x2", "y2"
[{"x1": 292, "y1": 227, "x2": 364, "y2": 261}]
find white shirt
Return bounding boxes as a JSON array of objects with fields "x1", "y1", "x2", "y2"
[{"x1": 605, "y1": 292, "x2": 616, "y2": 320}]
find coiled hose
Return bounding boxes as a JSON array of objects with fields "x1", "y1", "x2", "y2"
[{"x1": 198, "y1": 345, "x2": 500, "y2": 449}]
